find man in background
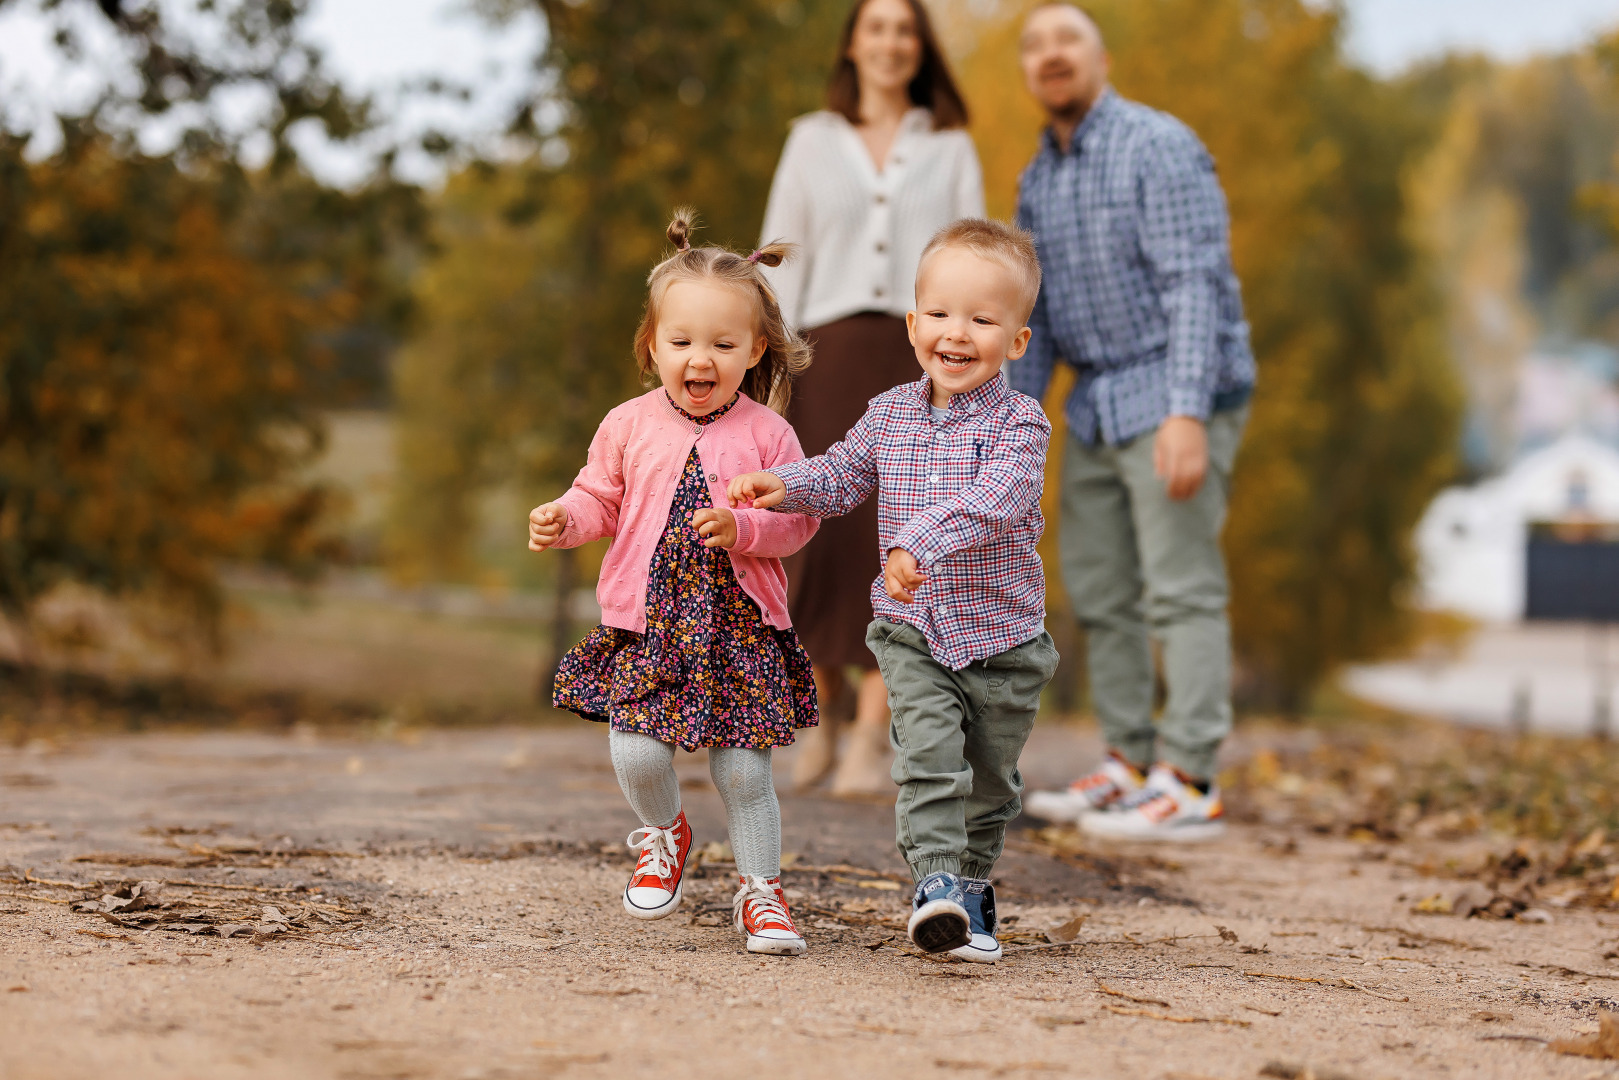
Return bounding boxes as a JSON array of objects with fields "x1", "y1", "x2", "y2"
[{"x1": 1011, "y1": 2, "x2": 1255, "y2": 842}]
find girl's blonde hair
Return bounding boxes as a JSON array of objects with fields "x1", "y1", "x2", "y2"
[{"x1": 633, "y1": 209, "x2": 812, "y2": 416}]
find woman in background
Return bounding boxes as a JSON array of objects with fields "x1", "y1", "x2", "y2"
[{"x1": 760, "y1": 0, "x2": 983, "y2": 795}]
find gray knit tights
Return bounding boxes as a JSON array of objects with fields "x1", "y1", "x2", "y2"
[{"x1": 608, "y1": 729, "x2": 780, "y2": 879}]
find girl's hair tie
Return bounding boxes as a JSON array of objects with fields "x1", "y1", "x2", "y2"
[{"x1": 745, "y1": 249, "x2": 766, "y2": 263}]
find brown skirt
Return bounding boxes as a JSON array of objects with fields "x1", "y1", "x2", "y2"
[{"x1": 785, "y1": 312, "x2": 918, "y2": 670}]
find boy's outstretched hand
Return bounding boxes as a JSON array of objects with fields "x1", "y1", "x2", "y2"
[
  {"x1": 726, "y1": 471, "x2": 787, "y2": 509},
  {"x1": 884, "y1": 548, "x2": 926, "y2": 604},
  {"x1": 528, "y1": 502, "x2": 570, "y2": 551},
  {"x1": 691, "y1": 506, "x2": 738, "y2": 549}
]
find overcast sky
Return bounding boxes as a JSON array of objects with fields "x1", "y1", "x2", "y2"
[{"x1": 2, "y1": 0, "x2": 1618, "y2": 183}]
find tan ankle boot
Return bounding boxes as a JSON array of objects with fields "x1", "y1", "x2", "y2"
[{"x1": 830, "y1": 718, "x2": 893, "y2": 797}]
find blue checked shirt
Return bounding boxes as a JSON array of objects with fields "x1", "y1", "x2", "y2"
[
  {"x1": 1009, "y1": 89, "x2": 1256, "y2": 446},
  {"x1": 771, "y1": 374, "x2": 1049, "y2": 670}
]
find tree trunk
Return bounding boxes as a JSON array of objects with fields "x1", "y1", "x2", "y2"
[{"x1": 537, "y1": 545, "x2": 578, "y2": 705}]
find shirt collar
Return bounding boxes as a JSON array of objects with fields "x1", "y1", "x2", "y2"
[
  {"x1": 1041, "y1": 86, "x2": 1118, "y2": 157},
  {"x1": 914, "y1": 372, "x2": 1010, "y2": 416}
]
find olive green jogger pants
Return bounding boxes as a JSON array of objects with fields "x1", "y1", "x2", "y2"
[{"x1": 867, "y1": 619, "x2": 1059, "y2": 882}]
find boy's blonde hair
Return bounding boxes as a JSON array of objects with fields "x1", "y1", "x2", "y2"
[
  {"x1": 917, "y1": 218, "x2": 1043, "y2": 324},
  {"x1": 633, "y1": 209, "x2": 811, "y2": 416}
]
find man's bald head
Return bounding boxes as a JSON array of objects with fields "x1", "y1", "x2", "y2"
[{"x1": 1020, "y1": 2, "x2": 1109, "y2": 130}]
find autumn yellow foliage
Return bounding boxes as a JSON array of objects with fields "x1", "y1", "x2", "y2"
[{"x1": 949, "y1": 0, "x2": 1463, "y2": 707}]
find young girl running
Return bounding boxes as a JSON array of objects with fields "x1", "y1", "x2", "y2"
[{"x1": 527, "y1": 211, "x2": 819, "y2": 956}]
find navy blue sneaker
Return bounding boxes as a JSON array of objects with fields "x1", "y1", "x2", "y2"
[
  {"x1": 908, "y1": 871, "x2": 970, "y2": 953},
  {"x1": 948, "y1": 878, "x2": 1001, "y2": 963}
]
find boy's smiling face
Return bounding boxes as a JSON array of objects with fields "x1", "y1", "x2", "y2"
[{"x1": 907, "y1": 247, "x2": 1033, "y2": 407}]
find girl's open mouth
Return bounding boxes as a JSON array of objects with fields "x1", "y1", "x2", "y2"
[{"x1": 684, "y1": 379, "x2": 717, "y2": 403}]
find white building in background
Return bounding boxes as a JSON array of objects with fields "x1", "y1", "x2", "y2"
[{"x1": 1416, "y1": 433, "x2": 1619, "y2": 621}]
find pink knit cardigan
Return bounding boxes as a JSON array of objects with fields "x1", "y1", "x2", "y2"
[{"x1": 553, "y1": 389, "x2": 819, "y2": 632}]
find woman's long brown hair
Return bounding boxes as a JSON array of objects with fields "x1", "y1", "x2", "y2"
[{"x1": 825, "y1": 0, "x2": 968, "y2": 130}]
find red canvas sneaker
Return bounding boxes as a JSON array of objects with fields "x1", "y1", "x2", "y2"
[
  {"x1": 622, "y1": 810, "x2": 692, "y2": 920},
  {"x1": 733, "y1": 874, "x2": 807, "y2": 956}
]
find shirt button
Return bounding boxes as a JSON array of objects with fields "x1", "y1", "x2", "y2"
[
  {"x1": 929, "y1": 475, "x2": 939, "y2": 484},
  {"x1": 875, "y1": 241, "x2": 887, "y2": 253},
  {"x1": 874, "y1": 193, "x2": 887, "y2": 205},
  {"x1": 738, "y1": 570, "x2": 747, "y2": 579},
  {"x1": 708, "y1": 473, "x2": 718, "y2": 482},
  {"x1": 874, "y1": 286, "x2": 886, "y2": 298}
]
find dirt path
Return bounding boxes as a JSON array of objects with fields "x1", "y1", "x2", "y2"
[{"x1": 2, "y1": 721, "x2": 1616, "y2": 1080}]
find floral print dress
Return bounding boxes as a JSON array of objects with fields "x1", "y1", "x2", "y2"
[{"x1": 552, "y1": 395, "x2": 818, "y2": 751}]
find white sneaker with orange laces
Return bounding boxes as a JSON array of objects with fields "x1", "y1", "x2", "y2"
[
  {"x1": 622, "y1": 810, "x2": 692, "y2": 920},
  {"x1": 1023, "y1": 757, "x2": 1146, "y2": 824},
  {"x1": 733, "y1": 874, "x2": 807, "y2": 956},
  {"x1": 1080, "y1": 764, "x2": 1226, "y2": 842}
]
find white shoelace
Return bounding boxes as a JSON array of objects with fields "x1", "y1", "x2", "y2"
[
  {"x1": 625, "y1": 821, "x2": 681, "y2": 883},
  {"x1": 732, "y1": 874, "x2": 792, "y2": 933}
]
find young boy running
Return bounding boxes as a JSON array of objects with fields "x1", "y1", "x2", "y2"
[{"x1": 728, "y1": 219, "x2": 1057, "y2": 964}]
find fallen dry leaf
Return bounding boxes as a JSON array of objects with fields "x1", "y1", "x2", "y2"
[
  {"x1": 1101, "y1": 1004, "x2": 1250, "y2": 1027},
  {"x1": 1046, "y1": 915, "x2": 1088, "y2": 943},
  {"x1": 1033, "y1": 1016, "x2": 1086, "y2": 1029},
  {"x1": 1095, "y1": 981, "x2": 1169, "y2": 1008},
  {"x1": 1259, "y1": 1064, "x2": 1359, "y2": 1080},
  {"x1": 1552, "y1": 1009, "x2": 1619, "y2": 1058}
]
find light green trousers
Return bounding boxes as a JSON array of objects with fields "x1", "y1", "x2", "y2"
[{"x1": 1060, "y1": 407, "x2": 1247, "y2": 780}]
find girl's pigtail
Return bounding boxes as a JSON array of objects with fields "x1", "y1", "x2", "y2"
[
  {"x1": 746, "y1": 240, "x2": 795, "y2": 268},
  {"x1": 667, "y1": 207, "x2": 697, "y2": 252}
]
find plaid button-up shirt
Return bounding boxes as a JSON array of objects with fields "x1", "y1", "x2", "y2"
[
  {"x1": 1009, "y1": 89, "x2": 1256, "y2": 446},
  {"x1": 771, "y1": 374, "x2": 1049, "y2": 670}
]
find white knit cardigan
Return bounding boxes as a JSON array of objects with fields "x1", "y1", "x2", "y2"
[{"x1": 758, "y1": 108, "x2": 985, "y2": 332}]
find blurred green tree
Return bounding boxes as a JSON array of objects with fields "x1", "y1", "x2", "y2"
[{"x1": 389, "y1": 0, "x2": 846, "y2": 696}]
